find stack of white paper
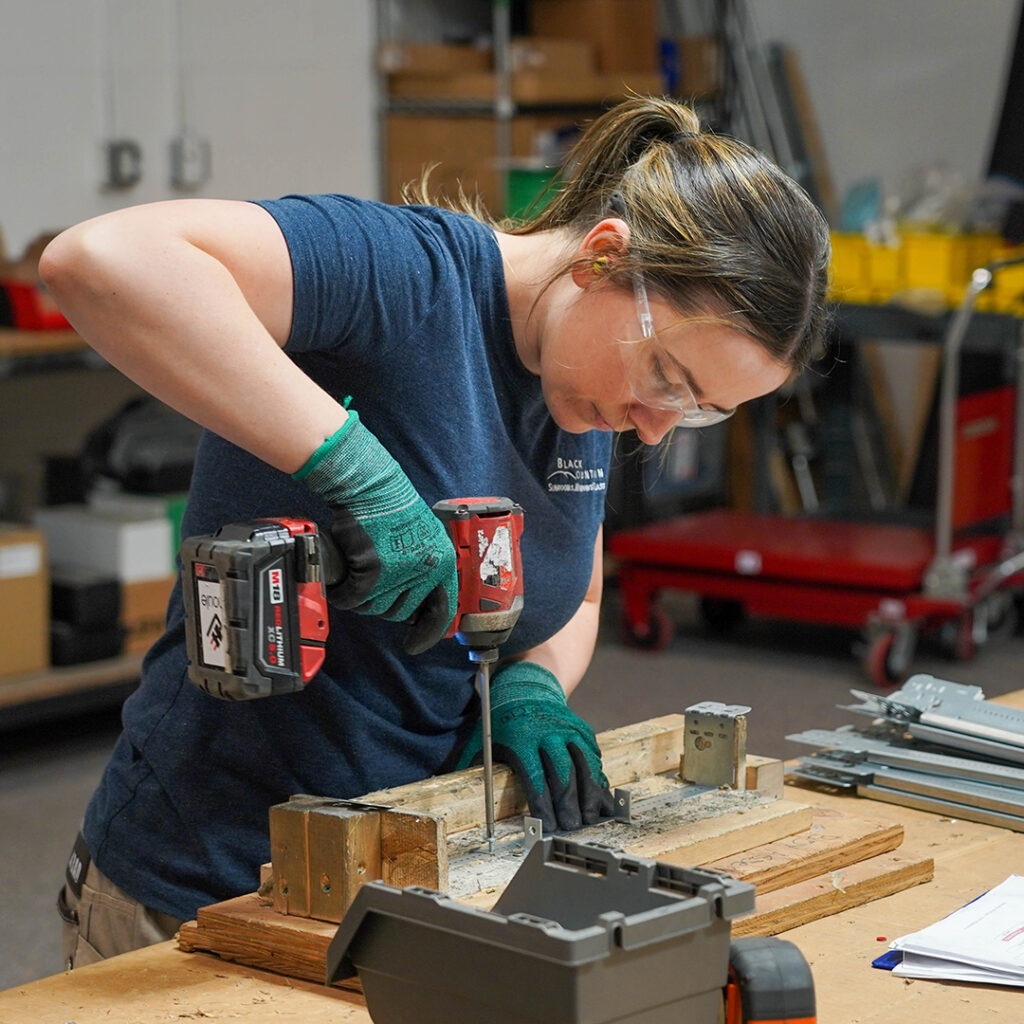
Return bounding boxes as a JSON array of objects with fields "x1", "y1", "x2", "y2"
[{"x1": 889, "y1": 875, "x2": 1024, "y2": 986}]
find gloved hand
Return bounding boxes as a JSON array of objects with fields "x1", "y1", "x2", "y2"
[
  {"x1": 294, "y1": 409, "x2": 457, "y2": 654},
  {"x1": 455, "y1": 661, "x2": 615, "y2": 832}
]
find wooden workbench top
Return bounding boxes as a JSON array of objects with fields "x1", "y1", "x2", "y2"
[
  {"x1": 4, "y1": 690, "x2": 1024, "y2": 1022},
  {"x1": 0, "y1": 941, "x2": 370, "y2": 1023}
]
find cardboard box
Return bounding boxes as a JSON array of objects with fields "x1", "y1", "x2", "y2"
[
  {"x1": 87, "y1": 490, "x2": 188, "y2": 569},
  {"x1": 530, "y1": 0, "x2": 659, "y2": 73},
  {"x1": 121, "y1": 575, "x2": 175, "y2": 654},
  {"x1": 388, "y1": 71, "x2": 663, "y2": 105},
  {"x1": 0, "y1": 525, "x2": 49, "y2": 678},
  {"x1": 378, "y1": 42, "x2": 490, "y2": 76},
  {"x1": 387, "y1": 113, "x2": 579, "y2": 214},
  {"x1": 675, "y1": 36, "x2": 722, "y2": 97},
  {"x1": 509, "y1": 37, "x2": 595, "y2": 76},
  {"x1": 34, "y1": 505, "x2": 173, "y2": 583}
]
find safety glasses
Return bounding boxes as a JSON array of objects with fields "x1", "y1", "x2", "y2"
[{"x1": 623, "y1": 274, "x2": 735, "y2": 427}]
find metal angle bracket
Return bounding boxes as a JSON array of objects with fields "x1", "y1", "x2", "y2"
[
  {"x1": 523, "y1": 816, "x2": 543, "y2": 852},
  {"x1": 612, "y1": 788, "x2": 632, "y2": 822}
]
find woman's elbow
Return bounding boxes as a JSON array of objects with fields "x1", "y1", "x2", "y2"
[{"x1": 39, "y1": 223, "x2": 97, "y2": 301}]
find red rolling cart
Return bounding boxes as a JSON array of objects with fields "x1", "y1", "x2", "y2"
[{"x1": 609, "y1": 262, "x2": 1024, "y2": 686}]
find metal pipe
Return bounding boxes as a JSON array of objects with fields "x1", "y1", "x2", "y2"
[
  {"x1": 1013, "y1": 316, "x2": 1024, "y2": 539},
  {"x1": 933, "y1": 268, "x2": 990, "y2": 565},
  {"x1": 492, "y1": 0, "x2": 513, "y2": 216},
  {"x1": 478, "y1": 662, "x2": 495, "y2": 854}
]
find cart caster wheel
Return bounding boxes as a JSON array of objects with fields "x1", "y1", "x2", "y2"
[
  {"x1": 940, "y1": 612, "x2": 977, "y2": 662},
  {"x1": 863, "y1": 630, "x2": 912, "y2": 689},
  {"x1": 622, "y1": 606, "x2": 673, "y2": 651},
  {"x1": 698, "y1": 597, "x2": 746, "y2": 635},
  {"x1": 980, "y1": 592, "x2": 1018, "y2": 645},
  {"x1": 726, "y1": 937, "x2": 816, "y2": 1024}
]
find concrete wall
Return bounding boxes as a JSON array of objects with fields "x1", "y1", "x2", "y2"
[
  {"x1": 2, "y1": 1, "x2": 1018, "y2": 255},
  {"x1": 0, "y1": 0, "x2": 376, "y2": 518},
  {"x1": 755, "y1": 0, "x2": 1019, "y2": 210},
  {"x1": 0, "y1": 0, "x2": 376, "y2": 258}
]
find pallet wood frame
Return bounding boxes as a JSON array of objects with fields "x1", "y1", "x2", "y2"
[{"x1": 178, "y1": 715, "x2": 933, "y2": 982}]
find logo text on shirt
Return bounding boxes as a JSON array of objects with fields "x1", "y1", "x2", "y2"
[{"x1": 546, "y1": 455, "x2": 607, "y2": 494}]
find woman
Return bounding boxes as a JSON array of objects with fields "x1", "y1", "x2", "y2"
[{"x1": 42, "y1": 96, "x2": 830, "y2": 966}]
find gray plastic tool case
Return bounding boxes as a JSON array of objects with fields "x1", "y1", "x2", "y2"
[{"x1": 325, "y1": 837, "x2": 755, "y2": 1024}]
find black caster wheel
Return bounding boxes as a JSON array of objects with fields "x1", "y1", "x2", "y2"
[
  {"x1": 698, "y1": 597, "x2": 746, "y2": 635},
  {"x1": 621, "y1": 605, "x2": 673, "y2": 651},
  {"x1": 862, "y1": 628, "x2": 914, "y2": 689}
]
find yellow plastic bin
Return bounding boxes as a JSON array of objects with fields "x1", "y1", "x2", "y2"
[
  {"x1": 828, "y1": 232, "x2": 871, "y2": 303},
  {"x1": 902, "y1": 232, "x2": 971, "y2": 308},
  {"x1": 991, "y1": 251, "x2": 1024, "y2": 314},
  {"x1": 865, "y1": 242, "x2": 903, "y2": 303}
]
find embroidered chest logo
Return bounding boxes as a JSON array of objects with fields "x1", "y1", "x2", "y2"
[{"x1": 546, "y1": 455, "x2": 607, "y2": 494}]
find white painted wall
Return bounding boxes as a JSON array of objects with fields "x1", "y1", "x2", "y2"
[
  {"x1": 753, "y1": 0, "x2": 1020, "y2": 210},
  {"x1": 0, "y1": 0, "x2": 376, "y2": 258}
]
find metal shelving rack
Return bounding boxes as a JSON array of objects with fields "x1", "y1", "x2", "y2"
[
  {"x1": 374, "y1": 0, "x2": 515, "y2": 211},
  {"x1": 0, "y1": 329, "x2": 147, "y2": 728}
]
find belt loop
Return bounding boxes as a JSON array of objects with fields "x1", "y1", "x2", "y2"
[{"x1": 65, "y1": 832, "x2": 91, "y2": 900}]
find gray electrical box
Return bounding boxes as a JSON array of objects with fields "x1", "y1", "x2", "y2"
[{"x1": 325, "y1": 837, "x2": 755, "y2": 1024}]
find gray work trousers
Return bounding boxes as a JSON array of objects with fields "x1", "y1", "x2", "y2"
[{"x1": 57, "y1": 852, "x2": 183, "y2": 970}]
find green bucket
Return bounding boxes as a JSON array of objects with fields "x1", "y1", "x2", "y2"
[{"x1": 505, "y1": 166, "x2": 559, "y2": 220}]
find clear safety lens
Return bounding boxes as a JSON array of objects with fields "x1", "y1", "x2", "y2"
[{"x1": 620, "y1": 275, "x2": 735, "y2": 427}]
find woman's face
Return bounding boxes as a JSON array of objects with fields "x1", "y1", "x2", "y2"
[{"x1": 538, "y1": 279, "x2": 791, "y2": 445}]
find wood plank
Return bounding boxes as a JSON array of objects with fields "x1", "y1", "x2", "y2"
[
  {"x1": 178, "y1": 894, "x2": 338, "y2": 989},
  {"x1": 0, "y1": 652, "x2": 143, "y2": 710},
  {"x1": 778, "y1": 46, "x2": 838, "y2": 221},
  {"x1": 358, "y1": 714, "x2": 687, "y2": 834},
  {"x1": 0, "y1": 328, "x2": 84, "y2": 359},
  {"x1": 732, "y1": 852, "x2": 934, "y2": 937},
  {"x1": 380, "y1": 807, "x2": 448, "y2": 891},
  {"x1": 705, "y1": 807, "x2": 904, "y2": 894},
  {"x1": 628, "y1": 800, "x2": 814, "y2": 866}
]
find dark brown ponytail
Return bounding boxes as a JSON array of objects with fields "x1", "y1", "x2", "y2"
[{"x1": 510, "y1": 96, "x2": 831, "y2": 370}]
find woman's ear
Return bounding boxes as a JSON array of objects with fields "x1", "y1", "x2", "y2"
[{"x1": 570, "y1": 217, "x2": 632, "y2": 289}]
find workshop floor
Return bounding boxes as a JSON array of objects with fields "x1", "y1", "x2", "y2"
[{"x1": 2, "y1": 588, "x2": 1022, "y2": 990}]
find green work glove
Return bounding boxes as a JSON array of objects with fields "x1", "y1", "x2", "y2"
[
  {"x1": 455, "y1": 661, "x2": 615, "y2": 833},
  {"x1": 294, "y1": 409, "x2": 457, "y2": 654}
]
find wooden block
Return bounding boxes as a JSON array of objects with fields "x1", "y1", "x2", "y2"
[
  {"x1": 745, "y1": 755, "x2": 785, "y2": 799},
  {"x1": 380, "y1": 808, "x2": 448, "y2": 892},
  {"x1": 269, "y1": 801, "x2": 312, "y2": 917},
  {"x1": 732, "y1": 852, "x2": 934, "y2": 937},
  {"x1": 307, "y1": 805, "x2": 381, "y2": 923},
  {"x1": 269, "y1": 797, "x2": 381, "y2": 922},
  {"x1": 629, "y1": 800, "x2": 814, "y2": 866},
  {"x1": 705, "y1": 808, "x2": 904, "y2": 894},
  {"x1": 358, "y1": 714, "x2": 688, "y2": 834}
]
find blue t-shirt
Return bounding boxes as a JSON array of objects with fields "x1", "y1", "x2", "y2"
[{"x1": 82, "y1": 196, "x2": 612, "y2": 919}]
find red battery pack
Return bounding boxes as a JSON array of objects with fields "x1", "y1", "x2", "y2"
[{"x1": 180, "y1": 518, "x2": 330, "y2": 700}]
